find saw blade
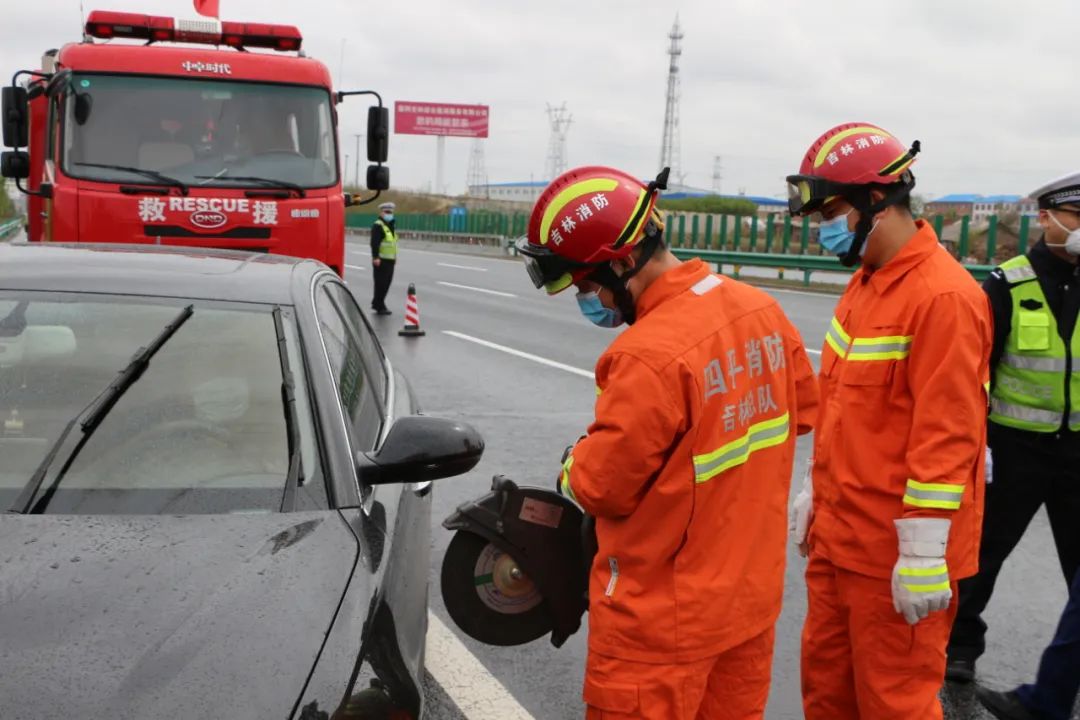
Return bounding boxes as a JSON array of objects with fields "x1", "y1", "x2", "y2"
[{"x1": 440, "y1": 530, "x2": 553, "y2": 646}]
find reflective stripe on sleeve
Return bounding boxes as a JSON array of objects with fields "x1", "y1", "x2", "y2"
[
  {"x1": 560, "y1": 455, "x2": 577, "y2": 502},
  {"x1": 824, "y1": 316, "x2": 851, "y2": 357},
  {"x1": 903, "y1": 479, "x2": 964, "y2": 510}
]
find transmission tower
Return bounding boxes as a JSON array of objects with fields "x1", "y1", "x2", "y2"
[
  {"x1": 659, "y1": 16, "x2": 684, "y2": 184},
  {"x1": 712, "y1": 155, "x2": 723, "y2": 193},
  {"x1": 466, "y1": 138, "x2": 489, "y2": 197},
  {"x1": 545, "y1": 103, "x2": 572, "y2": 181}
]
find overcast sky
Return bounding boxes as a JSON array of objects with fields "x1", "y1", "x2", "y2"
[{"x1": 4, "y1": 0, "x2": 1079, "y2": 199}]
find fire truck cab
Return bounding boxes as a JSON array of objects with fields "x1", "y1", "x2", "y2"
[{"x1": 0, "y1": 10, "x2": 390, "y2": 276}]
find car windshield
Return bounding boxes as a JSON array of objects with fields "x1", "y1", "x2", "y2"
[
  {"x1": 62, "y1": 74, "x2": 337, "y2": 189},
  {"x1": 0, "y1": 292, "x2": 322, "y2": 514}
]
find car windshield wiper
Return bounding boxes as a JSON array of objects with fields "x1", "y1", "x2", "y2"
[
  {"x1": 8, "y1": 305, "x2": 195, "y2": 514},
  {"x1": 74, "y1": 162, "x2": 189, "y2": 195},
  {"x1": 195, "y1": 175, "x2": 306, "y2": 197},
  {"x1": 272, "y1": 306, "x2": 304, "y2": 512}
]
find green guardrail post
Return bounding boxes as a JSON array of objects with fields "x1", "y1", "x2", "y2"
[
  {"x1": 932, "y1": 214, "x2": 944, "y2": 240},
  {"x1": 781, "y1": 214, "x2": 792, "y2": 254},
  {"x1": 1018, "y1": 214, "x2": 1030, "y2": 255},
  {"x1": 986, "y1": 214, "x2": 998, "y2": 264},
  {"x1": 704, "y1": 215, "x2": 714, "y2": 250},
  {"x1": 677, "y1": 215, "x2": 686, "y2": 248},
  {"x1": 749, "y1": 216, "x2": 759, "y2": 252},
  {"x1": 800, "y1": 219, "x2": 810, "y2": 254},
  {"x1": 691, "y1": 215, "x2": 700, "y2": 249},
  {"x1": 733, "y1": 216, "x2": 743, "y2": 251},
  {"x1": 719, "y1": 215, "x2": 729, "y2": 251},
  {"x1": 958, "y1": 215, "x2": 971, "y2": 260}
]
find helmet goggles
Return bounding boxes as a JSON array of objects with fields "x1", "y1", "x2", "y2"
[{"x1": 515, "y1": 237, "x2": 599, "y2": 294}]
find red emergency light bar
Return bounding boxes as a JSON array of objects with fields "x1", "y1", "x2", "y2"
[{"x1": 84, "y1": 10, "x2": 303, "y2": 52}]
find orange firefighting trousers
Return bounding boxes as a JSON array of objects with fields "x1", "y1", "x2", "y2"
[
  {"x1": 801, "y1": 551, "x2": 957, "y2": 719},
  {"x1": 583, "y1": 627, "x2": 774, "y2": 719}
]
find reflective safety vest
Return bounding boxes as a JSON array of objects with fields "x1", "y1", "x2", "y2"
[
  {"x1": 375, "y1": 220, "x2": 397, "y2": 260},
  {"x1": 990, "y1": 255, "x2": 1080, "y2": 432}
]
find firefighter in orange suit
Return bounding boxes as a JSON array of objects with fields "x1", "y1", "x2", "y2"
[
  {"x1": 516, "y1": 166, "x2": 820, "y2": 719},
  {"x1": 786, "y1": 123, "x2": 992, "y2": 719}
]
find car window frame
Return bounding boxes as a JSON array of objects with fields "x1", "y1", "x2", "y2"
[
  {"x1": 311, "y1": 278, "x2": 388, "y2": 454},
  {"x1": 322, "y1": 281, "x2": 389, "y2": 402}
]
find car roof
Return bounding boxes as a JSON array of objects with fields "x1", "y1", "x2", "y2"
[{"x1": 0, "y1": 243, "x2": 326, "y2": 304}]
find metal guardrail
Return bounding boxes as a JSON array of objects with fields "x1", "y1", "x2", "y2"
[
  {"x1": 0, "y1": 218, "x2": 22, "y2": 241},
  {"x1": 672, "y1": 248, "x2": 996, "y2": 286}
]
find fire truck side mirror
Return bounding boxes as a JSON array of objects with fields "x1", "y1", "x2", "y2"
[
  {"x1": 366, "y1": 165, "x2": 390, "y2": 191},
  {"x1": 2, "y1": 87, "x2": 29, "y2": 148},
  {"x1": 1, "y1": 151, "x2": 30, "y2": 180},
  {"x1": 366, "y1": 106, "x2": 389, "y2": 163}
]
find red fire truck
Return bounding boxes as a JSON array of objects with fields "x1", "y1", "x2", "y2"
[{"x1": 0, "y1": 10, "x2": 390, "y2": 276}]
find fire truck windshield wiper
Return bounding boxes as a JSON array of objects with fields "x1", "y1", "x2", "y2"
[
  {"x1": 196, "y1": 175, "x2": 306, "y2": 198},
  {"x1": 74, "y1": 162, "x2": 189, "y2": 195},
  {"x1": 8, "y1": 305, "x2": 195, "y2": 514}
]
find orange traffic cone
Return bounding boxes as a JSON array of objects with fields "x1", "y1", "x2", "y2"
[{"x1": 399, "y1": 283, "x2": 426, "y2": 337}]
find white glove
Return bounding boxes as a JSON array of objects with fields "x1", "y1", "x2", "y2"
[
  {"x1": 790, "y1": 457, "x2": 814, "y2": 558},
  {"x1": 892, "y1": 518, "x2": 953, "y2": 625},
  {"x1": 984, "y1": 446, "x2": 993, "y2": 485}
]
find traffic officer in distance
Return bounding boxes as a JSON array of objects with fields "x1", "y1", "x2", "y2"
[
  {"x1": 516, "y1": 166, "x2": 819, "y2": 719},
  {"x1": 786, "y1": 123, "x2": 992, "y2": 719},
  {"x1": 947, "y1": 171, "x2": 1080, "y2": 685},
  {"x1": 370, "y1": 201, "x2": 397, "y2": 315}
]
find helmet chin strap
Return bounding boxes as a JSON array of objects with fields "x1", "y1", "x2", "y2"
[
  {"x1": 838, "y1": 180, "x2": 915, "y2": 268},
  {"x1": 590, "y1": 234, "x2": 662, "y2": 325}
]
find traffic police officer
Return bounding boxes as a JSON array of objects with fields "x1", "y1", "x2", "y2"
[
  {"x1": 370, "y1": 201, "x2": 398, "y2": 315},
  {"x1": 948, "y1": 171, "x2": 1080, "y2": 682}
]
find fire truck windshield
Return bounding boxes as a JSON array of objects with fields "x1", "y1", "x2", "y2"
[{"x1": 61, "y1": 74, "x2": 337, "y2": 190}]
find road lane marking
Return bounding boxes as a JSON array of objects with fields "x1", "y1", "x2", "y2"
[
  {"x1": 426, "y1": 611, "x2": 536, "y2": 720},
  {"x1": 806, "y1": 349, "x2": 822, "y2": 355},
  {"x1": 438, "y1": 262, "x2": 488, "y2": 272},
  {"x1": 437, "y1": 282, "x2": 517, "y2": 298},
  {"x1": 444, "y1": 331, "x2": 594, "y2": 379},
  {"x1": 346, "y1": 264, "x2": 365, "y2": 271}
]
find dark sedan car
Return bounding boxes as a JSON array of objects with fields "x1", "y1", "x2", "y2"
[{"x1": 0, "y1": 243, "x2": 483, "y2": 720}]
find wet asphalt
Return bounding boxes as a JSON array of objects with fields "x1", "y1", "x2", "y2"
[{"x1": 345, "y1": 236, "x2": 1077, "y2": 720}]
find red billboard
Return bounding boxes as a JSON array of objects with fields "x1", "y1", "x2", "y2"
[{"x1": 394, "y1": 101, "x2": 489, "y2": 138}]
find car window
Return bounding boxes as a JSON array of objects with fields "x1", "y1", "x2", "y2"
[
  {"x1": 323, "y1": 282, "x2": 388, "y2": 401},
  {"x1": 0, "y1": 292, "x2": 324, "y2": 514},
  {"x1": 315, "y1": 285, "x2": 384, "y2": 451}
]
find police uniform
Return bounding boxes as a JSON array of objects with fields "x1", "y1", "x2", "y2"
[
  {"x1": 948, "y1": 172, "x2": 1080, "y2": 681},
  {"x1": 370, "y1": 202, "x2": 398, "y2": 314}
]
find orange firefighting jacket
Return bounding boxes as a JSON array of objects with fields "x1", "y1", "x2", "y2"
[
  {"x1": 810, "y1": 220, "x2": 992, "y2": 581},
  {"x1": 562, "y1": 259, "x2": 820, "y2": 663}
]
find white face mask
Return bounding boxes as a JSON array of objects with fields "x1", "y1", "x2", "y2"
[{"x1": 1046, "y1": 211, "x2": 1080, "y2": 256}]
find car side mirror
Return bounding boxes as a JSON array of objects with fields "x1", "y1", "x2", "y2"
[
  {"x1": 366, "y1": 164, "x2": 389, "y2": 191},
  {"x1": 2, "y1": 86, "x2": 28, "y2": 148},
  {"x1": 357, "y1": 415, "x2": 483, "y2": 486},
  {"x1": 1, "y1": 150, "x2": 30, "y2": 179},
  {"x1": 366, "y1": 105, "x2": 389, "y2": 163}
]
